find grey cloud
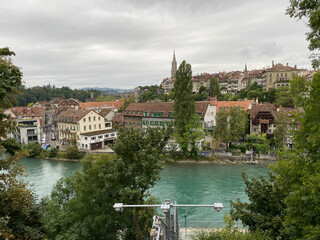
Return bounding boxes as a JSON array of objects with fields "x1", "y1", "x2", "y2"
[{"x1": 0, "y1": 0, "x2": 313, "y2": 89}]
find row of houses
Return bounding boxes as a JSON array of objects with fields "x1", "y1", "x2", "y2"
[
  {"x1": 161, "y1": 59, "x2": 316, "y2": 94},
  {"x1": 120, "y1": 99, "x2": 294, "y2": 147},
  {"x1": 5, "y1": 94, "x2": 296, "y2": 151},
  {"x1": 5, "y1": 98, "x2": 124, "y2": 151}
]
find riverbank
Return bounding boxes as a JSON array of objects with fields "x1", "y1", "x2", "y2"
[{"x1": 33, "y1": 152, "x2": 277, "y2": 166}]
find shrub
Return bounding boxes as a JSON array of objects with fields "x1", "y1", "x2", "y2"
[
  {"x1": 65, "y1": 145, "x2": 82, "y2": 160},
  {"x1": 23, "y1": 143, "x2": 42, "y2": 157},
  {"x1": 49, "y1": 147, "x2": 58, "y2": 158}
]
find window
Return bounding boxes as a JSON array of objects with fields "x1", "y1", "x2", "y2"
[
  {"x1": 105, "y1": 122, "x2": 111, "y2": 128},
  {"x1": 89, "y1": 117, "x2": 91, "y2": 122},
  {"x1": 94, "y1": 124, "x2": 96, "y2": 129},
  {"x1": 98, "y1": 117, "x2": 101, "y2": 120},
  {"x1": 111, "y1": 133, "x2": 115, "y2": 137},
  {"x1": 85, "y1": 137, "x2": 87, "y2": 140},
  {"x1": 89, "y1": 125, "x2": 91, "y2": 130},
  {"x1": 91, "y1": 137, "x2": 96, "y2": 140},
  {"x1": 99, "y1": 124, "x2": 101, "y2": 129},
  {"x1": 105, "y1": 134, "x2": 109, "y2": 138},
  {"x1": 150, "y1": 121, "x2": 153, "y2": 125},
  {"x1": 82, "y1": 144, "x2": 84, "y2": 147},
  {"x1": 98, "y1": 135, "x2": 103, "y2": 139},
  {"x1": 93, "y1": 116, "x2": 96, "y2": 121},
  {"x1": 84, "y1": 126, "x2": 86, "y2": 131},
  {"x1": 83, "y1": 118, "x2": 86, "y2": 122},
  {"x1": 85, "y1": 144, "x2": 88, "y2": 148},
  {"x1": 27, "y1": 129, "x2": 35, "y2": 134}
]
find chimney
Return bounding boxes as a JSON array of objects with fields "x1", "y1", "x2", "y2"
[
  {"x1": 286, "y1": 63, "x2": 288, "y2": 66},
  {"x1": 272, "y1": 60, "x2": 274, "y2": 68}
]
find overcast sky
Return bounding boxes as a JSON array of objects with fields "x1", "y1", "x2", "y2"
[{"x1": 1, "y1": 0, "x2": 311, "y2": 89}]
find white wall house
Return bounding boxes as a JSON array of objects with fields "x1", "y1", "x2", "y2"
[
  {"x1": 80, "y1": 129, "x2": 118, "y2": 151},
  {"x1": 11, "y1": 118, "x2": 41, "y2": 145}
]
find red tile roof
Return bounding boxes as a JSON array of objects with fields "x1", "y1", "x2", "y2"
[
  {"x1": 56, "y1": 109, "x2": 90, "y2": 123},
  {"x1": 248, "y1": 103, "x2": 277, "y2": 119},
  {"x1": 10, "y1": 106, "x2": 45, "y2": 118},
  {"x1": 267, "y1": 63, "x2": 297, "y2": 72},
  {"x1": 210, "y1": 100, "x2": 252, "y2": 112},
  {"x1": 124, "y1": 101, "x2": 211, "y2": 118}
]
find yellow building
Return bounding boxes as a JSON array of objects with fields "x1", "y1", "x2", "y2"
[
  {"x1": 56, "y1": 109, "x2": 112, "y2": 146},
  {"x1": 265, "y1": 61, "x2": 298, "y2": 90}
]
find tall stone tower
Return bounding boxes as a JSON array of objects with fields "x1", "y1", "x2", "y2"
[{"x1": 171, "y1": 50, "x2": 177, "y2": 79}]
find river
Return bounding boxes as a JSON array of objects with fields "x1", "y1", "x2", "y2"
[{"x1": 19, "y1": 158, "x2": 270, "y2": 227}]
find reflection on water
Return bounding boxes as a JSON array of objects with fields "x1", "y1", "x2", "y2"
[
  {"x1": 19, "y1": 158, "x2": 269, "y2": 227},
  {"x1": 19, "y1": 158, "x2": 82, "y2": 199}
]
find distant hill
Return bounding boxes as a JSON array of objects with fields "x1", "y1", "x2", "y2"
[{"x1": 80, "y1": 87, "x2": 134, "y2": 92}]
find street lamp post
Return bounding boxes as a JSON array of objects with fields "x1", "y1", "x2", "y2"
[{"x1": 113, "y1": 199, "x2": 223, "y2": 240}]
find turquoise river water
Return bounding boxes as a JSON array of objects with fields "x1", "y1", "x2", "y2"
[{"x1": 19, "y1": 158, "x2": 270, "y2": 228}]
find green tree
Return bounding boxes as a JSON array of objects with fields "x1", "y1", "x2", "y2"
[
  {"x1": 0, "y1": 152, "x2": 44, "y2": 239},
  {"x1": 48, "y1": 147, "x2": 58, "y2": 159},
  {"x1": 112, "y1": 127, "x2": 171, "y2": 240},
  {"x1": 23, "y1": 142, "x2": 42, "y2": 157},
  {"x1": 65, "y1": 139, "x2": 82, "y2": 160},
  {"x1": 246, "y1": 134, "x2": 269, "y2": 161},
  {"x1": 174, "y1": 114, "x2": 204, "y2": 157},
  {"x1": 231, "y1": 73, "x2": 320, "y2": 239},
  {"x1": 263, "y1": 88, "x2": 277, "y2": 103},
  {"x1": 194, "y1": 92, "x2": 208, "y2": 101},
  {"x1": 287, "y1": 0, "x2": 320, "y2": 68},
  {"x1": 290, "y1": 75, "x2": 309, "y2": 107},
  {"x1": 0, "y1": 47, "x2": 44, "y2": 239},
  {"x1": 273, "y1": 110, "x2": 289, "y2": 150},
  {"x1": 209, "y1": 76, "x2": 221, "y2": 98},
  {"x1": 0, "y1": 47, "x2": 22, "y2": 138},
  {"x1": 173, "y1": 60, "x2": 196, "y2": 155},
  {"x1": 274, "y1": 87, "x2": 294, "y2": 108},
  {"x1": 118, "y1": 95, "x2": 135, "y2": 112},
  {"x1": 43, "y1": 127, "x2": 170, "y2": 240},
  {"x1": 1, "y1": 139, "x2": 21, "y2": 156},
  {"x1": 230, "y1": 172, "x2": 286, "y2": 239},
  {"x1": 96, "y1": 94, "x2": 117, "y2": 102},
  {"x1": 215, "y1": 107, "x2": 248, "y2": 149},
  {"x1": 42, "y1": 154, "x2": 131, "y2": 240}
]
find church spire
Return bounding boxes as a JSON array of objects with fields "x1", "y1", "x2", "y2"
[
  {"x1": 171, "y1": 50, "x2": 177, "y2": 79},
  {"x1": 244, "y1": 62, "x2": 248, "y2": 72}
]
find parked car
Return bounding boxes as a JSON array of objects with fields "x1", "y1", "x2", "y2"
[
  {"x1": 51, "y1": 133, "x2": 56, "y2": 141},
  {"x1": 41, "y1": 144, "x2": 51, "y2": 150}
]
